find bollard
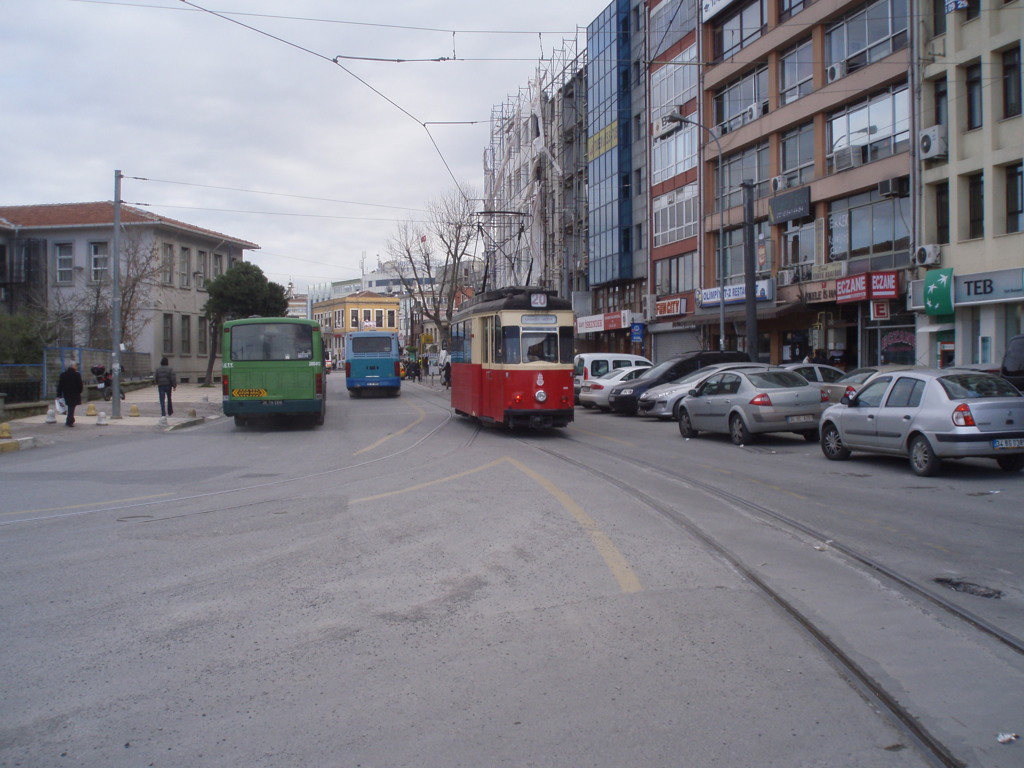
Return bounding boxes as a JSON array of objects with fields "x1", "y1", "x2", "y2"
[
  {"x1": 96, "y1": 411, "x2": 108, "y2": 426},
  {"x1": 86, "y1": 402, "x2": 97, "y2": 416},
  {"x1": 129, "y1": 404, "x2": 140, "y2": 417},
  {"x1": 0, "y1": 422, "x2": 11, "y2": 440},
  {"x1": 45, "y1": 408, "x2": 57, "y2": 424}
]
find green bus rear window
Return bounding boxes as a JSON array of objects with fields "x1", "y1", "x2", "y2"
[{"x1": 230, "y1": 323, "x2": 314, "y2": 361}]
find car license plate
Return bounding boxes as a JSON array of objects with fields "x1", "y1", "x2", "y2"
[
  {"x1": 787, "y1": 414, "x2": 814, "y2": 424},
  {"x1": 992, "y1": 438, "x2": 1024, "y2": 450}
]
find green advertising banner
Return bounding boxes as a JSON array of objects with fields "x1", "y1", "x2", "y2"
[{"x1": 924, "y1": 268, "x2": 955, "y2": 315}]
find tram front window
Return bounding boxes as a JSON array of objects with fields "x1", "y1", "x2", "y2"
[
  {"x1": 501, "y1": 326, "x2": 521, "y2": 364},
  {"x1": 523, "y1": 331, "x2": 559, "y2": 362}
]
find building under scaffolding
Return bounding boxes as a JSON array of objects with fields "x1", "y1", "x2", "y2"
[{"x1": 481, "y1": 41, "x2": 587, "y2": 298}]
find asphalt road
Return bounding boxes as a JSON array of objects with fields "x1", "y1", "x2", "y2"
[{"x1": 1, "y1": 374, "x2": 1021, "y2": 767}]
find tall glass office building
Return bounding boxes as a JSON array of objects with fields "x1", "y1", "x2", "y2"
[{"x1": 587, "y1": 0, "x2": 634, "y2": 287}]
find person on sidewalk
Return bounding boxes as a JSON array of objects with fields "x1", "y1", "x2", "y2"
[
  {"x1": 56, "y1": 361, "x2": 84, "y2": 427},
  {"x1": 155, "y1": 357, "x2": 178, "y2": 416}
]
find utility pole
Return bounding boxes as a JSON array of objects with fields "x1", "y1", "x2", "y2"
[
  {"x1": 111, "y1": 170, "x2": 123, "y2": 419},
  {"x1": 741, "y1": 180, "x2": 758, "y2": 361}
]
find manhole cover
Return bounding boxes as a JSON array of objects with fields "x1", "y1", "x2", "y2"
[{"x1": 934, "y1": 578, "x2": 1003, "y2": 599}]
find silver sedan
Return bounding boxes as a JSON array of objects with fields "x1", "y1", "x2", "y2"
[
  {"x1": 637, "y1": 362, "x2": 773, "y2": 420},
  {"x1": 819, "y1": 369, "x2": 1024, "y2": 476},
  {"x1": 678, "y1": 368, "x2": 829, "y2": 445}
]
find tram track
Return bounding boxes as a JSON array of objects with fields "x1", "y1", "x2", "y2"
[{"x1": 519, "y1": 434, "x2": 1003, "y2": 768}]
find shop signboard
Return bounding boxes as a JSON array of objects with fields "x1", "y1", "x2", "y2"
[
  {"x1": 837, "y1": 270, "x2": 900, "y2": 303},
  {"x1": 836, "y1": 273, "x2": 869, "y2": 302},
  {"x1": 655, "y1": 297, "x2": 686, "y2": 317},
  {"x1": 696, "y1": 279, "x2": 774, "y2": 307},
  {"x1": 768, "y1": 187, "x2": 811, "y2": 225}
]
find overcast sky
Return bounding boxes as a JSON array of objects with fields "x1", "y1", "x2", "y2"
[{"x1": 3, "y1": 0, "x2": 602, "y2": 292}]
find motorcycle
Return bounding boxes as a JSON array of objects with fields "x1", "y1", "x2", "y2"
[{"x1": 90, "y1": 365, "x2": 125, "y2": 401}]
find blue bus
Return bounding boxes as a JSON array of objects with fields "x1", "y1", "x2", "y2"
[{"x1": 345, "y1": 331, "x2": 401, "y2": 397}]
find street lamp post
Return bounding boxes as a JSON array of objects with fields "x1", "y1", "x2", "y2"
[{"x1": 667, "y1": 114, "x2": 727, "y2": 351}]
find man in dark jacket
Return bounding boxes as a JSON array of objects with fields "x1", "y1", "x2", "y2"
[
  {"x1": 154, "y1": 357, "x2": 178, "y2": 417},
  {"x1": 56, "y1": 361, "x2": 84, "y2": 427}
]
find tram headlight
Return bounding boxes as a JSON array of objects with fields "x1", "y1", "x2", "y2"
[{"x1": 535, "y1": 389, "x2": 548, "y2": 403}]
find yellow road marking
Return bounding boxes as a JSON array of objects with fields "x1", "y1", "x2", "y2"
[
  {"x1": 354, "y1": 456, "x2": 643, "y2": 594},
  {"x1": 1, "y1": 493, "x2": 173, "y2": 518},
  {"x1": 353, "y1": 404, "x2": 426, "y2": 456}
]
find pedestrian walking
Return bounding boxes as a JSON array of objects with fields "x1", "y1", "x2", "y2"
[
  {"x1": 155, "y1": 357, "x2": 178, "y2": 416},
  {"x1": 443, "y1": 359, "x2": 452, "y2": 389},
  {"x1": 56, "y1": 361, "x2": 84, "y2": 427}
]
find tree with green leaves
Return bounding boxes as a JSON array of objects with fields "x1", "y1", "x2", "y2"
[{"x1": 201, "y1": 262, "x2": 288, "y2": 384}]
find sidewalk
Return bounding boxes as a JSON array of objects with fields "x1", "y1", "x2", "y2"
[{"x1": 0, "y1": 382, "x2": 223, "y2": 453}]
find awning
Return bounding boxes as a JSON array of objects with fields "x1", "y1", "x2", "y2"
[
  {"x1": 917, "y1": 323, "x2": 955, "y2": 333},
  {"x1": 688, "y1": 302, "x2": 804, "y2": 325}
]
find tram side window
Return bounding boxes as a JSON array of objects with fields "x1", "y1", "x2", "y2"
[
  {"x1": 501, "y1": 326, "x2": 521, "y2": 364},
  {"x1": 559, "y1": 326, "x2": 574, "y2": 364},
  {"x1": 450, "y1": 321, "x2": 465, "y2": 363}
]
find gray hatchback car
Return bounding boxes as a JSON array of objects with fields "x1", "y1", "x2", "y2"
[{"x1": 819, "y1": 369, "x2": 1024, "y2": 476}]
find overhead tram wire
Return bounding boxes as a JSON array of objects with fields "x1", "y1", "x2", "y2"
[
  {"x1": 128, "y1": 201, "x2": 426, "y2": 224},
  {"x1": 178, "y1": 0, "x2": 474, "y2": 195}
]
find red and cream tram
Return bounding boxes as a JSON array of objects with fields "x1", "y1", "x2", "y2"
[{"x1": 450, "y1": 287, "x2": 575, "y2": 429}]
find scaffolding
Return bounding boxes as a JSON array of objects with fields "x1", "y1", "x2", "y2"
[{"x1": 481, "y1": 39, "x2": 587, "y2": 297}]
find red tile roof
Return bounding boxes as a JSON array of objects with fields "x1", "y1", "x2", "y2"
[{"x1": 0, "y1": 202, "x2": 259, "y2": 249}]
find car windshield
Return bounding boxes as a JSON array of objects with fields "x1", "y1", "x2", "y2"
[
  {"x1": 938, "y1": 374, "x2": 1022, "y2": 399},
  {"x1": 836, "y1": 368, "x2": 875, "y2": 385},
  {"x1": 637, "y1": 359, "x2": 678, "y2": 381},
  {"x1": 746, "y1": 371, "x2": 809, "y2": 388}
]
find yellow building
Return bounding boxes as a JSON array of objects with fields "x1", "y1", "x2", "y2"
[{"x1": 312, "y1": 290, "x2": 400, "y2": 362}]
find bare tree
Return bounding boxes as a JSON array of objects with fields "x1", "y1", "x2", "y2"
[{"x1": 386, "y1": 185, "x2": 480, "y2": 347}]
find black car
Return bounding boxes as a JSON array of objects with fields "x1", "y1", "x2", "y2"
[
  {"x1": 1001, "y1": 335, "x2": 1024, "y2": 392},
  {"x1": 606, "y1": 350, "x2": 751, "y2": 414}
]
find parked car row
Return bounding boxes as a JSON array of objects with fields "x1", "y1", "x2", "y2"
[{"x1": 574, "y1": 351, "x2": 1024, "y2": 477}]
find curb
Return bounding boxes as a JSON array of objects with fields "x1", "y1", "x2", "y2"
[{"x1": 0, "y1": 437, "x2": 37, "y2": 453}]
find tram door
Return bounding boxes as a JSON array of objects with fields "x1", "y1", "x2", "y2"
[{"x1": 481, "y1": 316, "x2": 496, "y2": 419}]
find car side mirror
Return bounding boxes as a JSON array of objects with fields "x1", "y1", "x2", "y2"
[
  {"x1": 840, "y1": 395, "x2": 851, "y2": 405},
  {"x1": 688, "y1": 389, "x2": 698, "y2": 397}
]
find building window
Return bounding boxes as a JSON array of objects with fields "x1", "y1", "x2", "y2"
[
  {"x1": 163, "y1": 314, "x2": 174, "y2": 355},
  {"x1": 781, "y1": 219, "x2": 816, "y2": 270},
  {"x1": 179, "y1": 247, "x2": 191, "y2": 288},
  {"x1": 652, "y1": 123, "x2": 698, "y2": 184},
  {"x1": 780, "y1": 41, "x2": 813, "y2": 106},
  {"x1": 89, "y1": 242, "x2": 109, "y2": 282},
  {"x1": 387, "y1": 309, "x2": 396, "y2": 327},
  {"x1": 828, "y1": 189, "x2": 911, "y2": 267},
  {"x1": 965, "y1": 61, "x2": 983, "y2": 130},
  {"x1": 654, "y1": 251, "x2": 696, "y2": 294},
  {"x1": 654, "y1": 183, "x2": 699, "y2": 247},
  {"x1": 931, "y1": 0, "x2": 946, "y2": 36},
  {"x1": 965, "y1": 0, "x2": 980, "y2": 20},
  {"x1": 825, "y1": 0, "x2": 909, "y2": 72},
  {"x1": 717, "y1": 143, "x2": 770, "y2": 210},
  {"x1": 363, "y1": 309, "x2": 371, "y2": 325},
  {"x1": 55, "y1": 243, "x2": 74, "y2": 283},
  {"x1": 212, "y1": 253, "x2": 224, "y2": 278},
  {"x1": 713, "y1": 0, "x2": 767, "y2": 61},
  {"x1": 827, "y1": 85, "x2": 910, "y2": 172},
  {"x1": 1003, "y1": 46, "x2": 1022, "y2": 119},
  {"x1": 350, "y1": 308, "x2": 359, "y2": 328},
  {"x1": 375, "y1": 309, "x2": 384, "y2": 328},
  {"x1": 198, "y1": 317, "x2": 209, "y2": 356},
  {"x1": 933, "y1": 76, "x2": 947, "y2": 126},
  {"x1": 651, "y1": 44, "x2": 698, "y2": 121},
  {"x1": 935, "y1": 181, "x2": 950, "y2": 244},
  {"x1": 196, "y1": 250, "x2": 208, "y2": 289},
  {"x1": 161, "y1": 243, "x2": 174, "y2": 283},
  {"x1": 180, "y1": 315, "x2": 191, "y2": 354},
  {"x1": 650, "y1": 0, "x2": 696, "y2": 58},
  {"x1": 967, "y1": 172, "x2": 984, "y2": 239},
  {"x1": 779, "y1": 0, "x2": 811, "y2": 23},
  {"x1": 714, "y1": 66, "x2": 769, "y2": 132},
  {"x1": 1006, "y1": 163, "x2": 1023, "y2": 234},
  {"x1": 717, "y1": 222, "x2": 770, "y2": 282},
  {"x1": 780, "y1": 122, "x2": 815, "y2": 186}
]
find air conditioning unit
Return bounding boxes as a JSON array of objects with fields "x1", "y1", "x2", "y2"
[
  {"x1": 826, "y1": 62, "x2": 848, "y2": 83},
  {"x1": 642, "y1": 293, "x2": 658, "y2": 321},
  {"x1": 771, "y1": 175, "x2": 789, "y2": 193},
  {"x1": 919, "y1": 125, "x2": 948, "y2": 160},
  {"x1": 776, "y1": 269, "x2": 796, "y2": 287},
  {"x1": 877, "y1": 176, "x2": 909, "y2": 198},
  {"x1": 833, "y1": 145, "x2": 864, "y2": 171},
  {"x1": 915, "y1": 244, "x2": 941, "y2": 266},
  {"x1": 742, "y1": 102, "x2": 764, "y2": 124}
]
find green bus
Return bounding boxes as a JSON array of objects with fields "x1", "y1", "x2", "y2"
[{"x1": 221, "y1": 317, "x2": 327, "y2": 427}]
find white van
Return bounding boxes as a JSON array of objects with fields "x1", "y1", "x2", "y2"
[{"x1": 573, "y1": 353, "x2": 653, "y2": 403}]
